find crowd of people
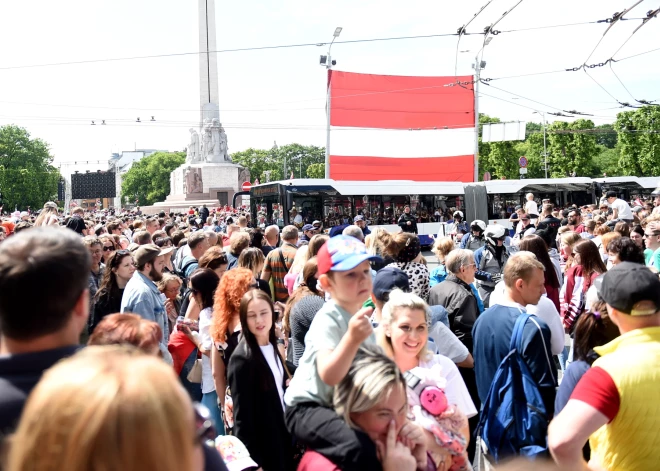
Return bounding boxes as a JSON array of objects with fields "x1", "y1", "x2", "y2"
[{"x1": 1, "y1": 188, "x2": 659, "y2": 471}]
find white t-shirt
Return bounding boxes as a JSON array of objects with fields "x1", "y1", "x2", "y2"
[
  {"x1": 611, "y1": 198, "x2": 633, "y2": 220},
  {"x1": 489, "y1": 283, "x2": 565, "y2": 355},
  {"x1": 418, "y1": 354, "x2": 478, "y2": 418},
  {"x1": 199, "y1": 307, "x2": 215, "y2": 394},
  {"x1": 260, "y1": 344, "x2": 285, "y2": 408},
  {"x1": 525, "y1": 200, "x2": 539, "y2": 216}
]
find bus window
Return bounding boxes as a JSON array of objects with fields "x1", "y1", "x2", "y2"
[
  {"x1": 354, "y1": 196, "x2": 383, "y2": 226},
  {"x1": 382, "y1": 196, "x2": 409, "y2": 224},
  {"x1": 323, "y1": 196, "x2": 352, "y2": 228},
  {"x1": 289, "y1": 194, "x2": 323, "y2": 228},
  {"x1": 488, "y1": 194, "x2": 517, "y2": 220}
]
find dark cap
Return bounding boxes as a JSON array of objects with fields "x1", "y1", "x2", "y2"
[
  {"x1": 373, "y1": 267, "x2": 410, "y2": 302},
  {"x1": 598, "y1": 262, "x2": 660, "y2": 315}
]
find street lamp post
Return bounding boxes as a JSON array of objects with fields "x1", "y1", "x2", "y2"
[
  {"x1": 472, "y1": 37, "x2": 491, "y2": 182},
  {"x1": 322, "y1": 27, "x2": 342, "y2": 179},
  {"x1": 533, "y1": 111, "x2": 548, "y2": 179}
]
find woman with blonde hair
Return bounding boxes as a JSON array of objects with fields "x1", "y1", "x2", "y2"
[
  {"x1": 559, "y1": 231, "x2": 582, "y2": 273},
  {"x1": 298, "y1": 345, "x2": 426, "y2": 471},
  {"x1": 284, "y1": 257, "x2": 325, "y2": 366},
  {"x1": 365, "y1": 227, "x2": 394, "y2": 271},
  {"x1": 377, "y1": 290, "x2": 477, "y2": 469},
  {"x1": 33, "y1": 201, "x2": 59, "y2": 227},
  {"x1": 7, "y1": 346, "x2": 207, "y2": 471},
  {"x1": 238, "y1": 247, "x2": 270, "y2": 295},
  {"x1": 286, "y1": 233, "x2": 328, "y2": 293}
]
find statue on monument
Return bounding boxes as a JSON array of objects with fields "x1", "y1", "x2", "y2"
[
  {"x1": 201, "y1": 119, "x2": 213, "y2": 161},
  {"x1": 207, "y1": 118, "x2": 229, "y2": 163},
  {"x1": 187, "y1": 128, "x2": 201, "y2": 163},
  {"x1": 183, "y1": 166, "x2": 204, "y2": 194}
]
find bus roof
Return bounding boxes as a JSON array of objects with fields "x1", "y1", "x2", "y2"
[
  {"x1": 593, "y1": 176, "x2": 660, "y2": 189},
  {"x1": 252, "y1": 179, "x2": 465, "y2": 195},
  {"x1": 479, "y1": 177, "x2": 593, "y2": 194}
]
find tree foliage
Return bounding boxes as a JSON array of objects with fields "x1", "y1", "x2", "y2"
[
  {"x1": 306, "y1": 163, "x2": 325, "y2": 178},
  {"x1": 0, "y1": 125, "x2": 60, "y2": 210},
  {"x1": 616, "y1": 106, "x2": 660, "y2": 176},
  {"x1": 121, "y1": 151, "x2": 185, "y2": 206},
  {"x1": 231, "y1": 143, "x2": 325, "y2": 182}
]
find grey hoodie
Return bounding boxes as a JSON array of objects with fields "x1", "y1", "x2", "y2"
[{"x1": 548, "y1": 248, "x2": 563, "y2": 285}]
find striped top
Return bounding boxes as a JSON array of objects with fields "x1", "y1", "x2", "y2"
[{"x1": 263, "y1": 242, "x2": 298, "y2": 302}]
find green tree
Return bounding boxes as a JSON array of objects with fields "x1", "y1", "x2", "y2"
[
  {"x1": 306, "y1": 163, "x2": 325, "y2": 178},
  {"x1": 546, "y1": 119, "x2": 598, "y2": 177},
  {"x1": 276, "y1": 143, "x2": 325, "y2": 179},
  {"x1": 0, "y1": 125, "x2": 60, "y2": 210},
  {"x1": 231, "y1": 143, "x2": 325, "y2": 181},
  {"x1": 121, "y1": 151, "x2": 185, "y2": 206},
  {"x1": 595, "y1": 123, "x2": 617, "y2": 149},
  {"x1": 616, "y1": 106, "x2": 660, "y2": 176}
]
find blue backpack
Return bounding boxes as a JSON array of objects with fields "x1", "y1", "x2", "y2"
[{"x1": 477, "y1": 313, "x2": 553, "y2": 462}]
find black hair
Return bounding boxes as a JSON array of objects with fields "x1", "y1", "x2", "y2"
[
  {"x1": 607, "y1": 237, "x2": 645, "y2": 265},
  {"x1": 238, "y1": 290, "x2": 289, "y2": 391},
  {"x1": 0, "y1": 228, "x2": 90, "y2": 340},
  {"x1": 189, "y1": 268, "x2": 220, "y2": 309}
]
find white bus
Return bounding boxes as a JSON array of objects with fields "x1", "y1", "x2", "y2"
[
  {"x1": 250, "y1": 176, "x2": 658, "y2": 242},
  {"x1": 250, "y1": 179, "x2": 464, "y2": 245}
]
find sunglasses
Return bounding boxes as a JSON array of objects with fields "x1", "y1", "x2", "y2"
[{"x1": 103, "y1": 246, "x2": 115, "y2": 252}]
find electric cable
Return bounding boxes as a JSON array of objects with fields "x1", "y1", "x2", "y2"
[{"x1": 455, "y1": 0, "x2": 496, "y2": 76}]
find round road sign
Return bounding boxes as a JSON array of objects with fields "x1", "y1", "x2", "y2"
[
  {"x1": 242, "y1": 181, "x2": 252, "y2": 191},
  {"x1": 519, "y1": 156, "x2": 528, "y2": 168}
]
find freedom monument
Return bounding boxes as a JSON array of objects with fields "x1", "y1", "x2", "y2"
[{"x1": 148, "y1": 0, "x2": 249, "y2": 213}]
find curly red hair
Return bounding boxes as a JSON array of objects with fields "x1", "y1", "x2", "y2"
[{"x1": 211, "y1": 268, "x2": 254, "y2": 343}]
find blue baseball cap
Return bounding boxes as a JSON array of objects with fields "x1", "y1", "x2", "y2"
[
  {"x1": 317, "y1": 235, "x2": 381, "y2": 274},
  {"x1": 302, "y1": 224, "x2": 315, "y2": 232},
  {"x1": 373, "y1": 267, "x2": 410, "y2": 302}
]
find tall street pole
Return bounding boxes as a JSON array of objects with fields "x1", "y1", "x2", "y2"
[
  {"x1": 473, "y1": 55, "x2": 481, "y2": 183},
  {"x1": 324, "y1": 27, "x2": 342, "y2": 179},
  {"x1": 542, "y1": 113, "x2": 548, "y2": 179}
]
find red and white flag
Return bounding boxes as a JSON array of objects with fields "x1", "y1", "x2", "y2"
[{"x1": 327, "y1": 71, "x2": 476, "y2": 182}]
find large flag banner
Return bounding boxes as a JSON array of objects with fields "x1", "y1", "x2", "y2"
[{"x1": 328, "y1": 71, "x2": 475, "y2": 182}]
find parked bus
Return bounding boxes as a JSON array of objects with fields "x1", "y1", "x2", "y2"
[
  {"x1": 250, "y1": 176, "x2": 658, "y2": 242},
  {"x1": 250, "y1": 179, "x2": 464, "y2": 245}
]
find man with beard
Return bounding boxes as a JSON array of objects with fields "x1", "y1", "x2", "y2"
[{"x1": 121, "y1": 244, "x2": 174, "y2": 362}]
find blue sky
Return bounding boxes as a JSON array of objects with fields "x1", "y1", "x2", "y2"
[{"x1": 0, "y1": 0, "x2": 657, "y2": 170}]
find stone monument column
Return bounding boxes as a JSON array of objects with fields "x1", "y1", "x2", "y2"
[{"x1": 199, "y1": 0, "x2": 220, "y2": 127}]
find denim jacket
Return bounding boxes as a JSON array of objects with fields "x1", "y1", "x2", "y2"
[{"x1": 121, "y1": 271, "x2": 172, "y2": 363}]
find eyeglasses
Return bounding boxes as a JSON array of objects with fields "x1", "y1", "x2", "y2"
[
  {"x1": 462, "y1": 263, "x2": 476, "y2": 269},
  {"x1": 644, "y1": 232, "x2": 660, "y2": 238},
  {"x1": 103, "y1": 246, "x2": 114, "y2": 252}
]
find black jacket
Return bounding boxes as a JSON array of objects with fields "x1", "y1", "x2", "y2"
[
  {"x1": 428, "y1": 274, "x2": 480, "y2": 353},
  {"x1": 91, "y1": 289, "x2": 124, "y2": 334},
  {"x1": 397, "y1": 213, "x2": 418, "y2": 234},
  {"x1": 199, "y1": 207, "x2": 210, "y2": 222},
  {"x1": 227, "y1": 339, "x2": 293, "y2": 471}
]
